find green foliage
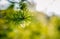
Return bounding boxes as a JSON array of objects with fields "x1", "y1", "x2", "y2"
[
  {"x1": 0, "y1": 0, "x2": 32, "y2": 39},
  {"x1": 20, "y1": 2, "x2": 27, "y2": 10},
  {"x1": 0, "y1": 0, "x2": 60, "y2": 39}
]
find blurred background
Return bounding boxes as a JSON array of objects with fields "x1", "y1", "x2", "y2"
[
  {"x1": 0, "y1": 0, "x2": 60, "y2": 39},
  {"x1": 0, "y1": 0, "x2": 60, "y2": 16}
]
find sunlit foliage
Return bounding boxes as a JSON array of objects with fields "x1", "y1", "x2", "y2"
[{"x1": 0, "y1": 0, "x2": 60, "y2": 39}]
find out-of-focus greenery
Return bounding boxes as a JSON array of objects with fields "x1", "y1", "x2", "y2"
[{"x1": 0, "y1": 0, "x2": 60, "y2": 39}]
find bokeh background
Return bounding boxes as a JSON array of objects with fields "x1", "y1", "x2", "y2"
[{"x1": 0, "y1": 0, "x2": 60, "y2": 39}]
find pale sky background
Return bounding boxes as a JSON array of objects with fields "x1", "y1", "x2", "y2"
[{"x1": 0, "y1": 0, "x2": 60, "y2": 16}]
